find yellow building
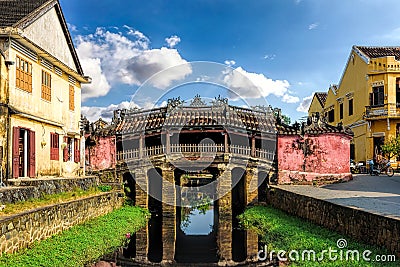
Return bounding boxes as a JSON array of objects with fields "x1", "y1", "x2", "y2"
[
  {"x1": 309, "y1": 46, "x2": 400, "y2": 164},
  {"x1": 0, "y1": 0, "x2": 90, "y2": 179}
]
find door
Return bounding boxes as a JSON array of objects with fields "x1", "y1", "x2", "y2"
[{"x1": 12, "y1": 127, "x2": 35, "y2": 178}]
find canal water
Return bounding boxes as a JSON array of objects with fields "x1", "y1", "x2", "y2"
[{"x1": 96, "y1": 177, "x2": 276, "y2": 266}]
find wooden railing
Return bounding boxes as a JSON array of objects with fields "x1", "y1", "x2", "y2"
[{"x1": 116, "y1": 144, "x2": 274, "y2": 161}]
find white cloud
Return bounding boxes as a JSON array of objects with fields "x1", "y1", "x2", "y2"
[
  {"x1": 308, "y1": 23, "x2": 319, "y2": 30},
  {"x1": 76, "y1": 27, "x2": 191, "y2": 100},
  {"x1": 82, "y1": 101, "x2": 134, "y2": 122},
  {"x1": 224, "y1": 60, "x2": 236, "y2": 66},
  {"x1": 296, "y1": 94, "x2": 314, "y2": 112},
  {"x1": 282, "y1": 94, "x2": 300, "y2": 103},
  {"x1": 67, "y1": 23, "x2": 77, "y2": 32},
  {"x1": 82, "y1": 100, "x2": 170, "y2": 122},
  {"x1": 223, "y1": 67, "x2": 299, "y2": 103},
  {"x1": 263, "y1": 54, "x2": 276, "y2": 60},
  {"x1": 165, "y1": 35, "x2": 181, "y2": 48},
  {"x1": 294, "y1": 0, "x2": 302, "y2": 4}
]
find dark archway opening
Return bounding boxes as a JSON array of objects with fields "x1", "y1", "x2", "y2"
[
  {"x1": 147, "y1": 168, "x2": 163, "y2": 263},
  {"x1": 231, "y1": 168, "x2": 247, "y2": 262}
]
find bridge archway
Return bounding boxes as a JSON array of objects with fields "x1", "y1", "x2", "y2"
[{"x1": 258, "y1": 171, "x2": 269, "y2": 203}]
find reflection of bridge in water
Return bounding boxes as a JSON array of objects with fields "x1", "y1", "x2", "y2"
[{"x1": 115, "y1": 97, "x2": 277, "y2": 265}]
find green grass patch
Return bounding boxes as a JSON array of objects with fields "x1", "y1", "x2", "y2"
[
  {"x1": 238, "y1": 206, "x2": 398, "y2": 267},
  {"x1": 0, "y1": 187, "x2": 102, "y2": 216},
  {"x1": 0, "y1": 205, "x2": 150, "y2": 267}
]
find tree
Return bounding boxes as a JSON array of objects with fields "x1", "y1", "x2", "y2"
[{"x1": 380, "y1": 135, "x2": 400, "y2": 160}]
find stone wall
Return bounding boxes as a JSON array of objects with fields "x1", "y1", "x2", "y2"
[
  {"x1": 1, "y1": 176, "x2": 99, "y2": 204},
  {"x1": 0, "y1": 192, "x2": 123, "y2": 255},
  {"x1": 277, "y1": 133, "x2": 352, "y2": 184},
  {"x1": 267, "y1": 187, "x2": 400, "y2": 257}
]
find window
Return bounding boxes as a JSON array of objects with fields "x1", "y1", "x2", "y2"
[
  {"x1": 328, "y1": 109, "x2": 335, "y2": 123},
  {"x1": 339, "y1": 103, "x2": 344, "y2": 120},
  {"x1": 41, "y1": 70, "x2": 51, "y2": 101},
  {"x1": 63, "y1": 137, "x2": 80, "y2": 163},
  {"x1": 16, "y1": 55, "x2": 32, "y2": 92},
  {"x1": 69, "y1": 85, "x2": 75, "y2": 111},
  {"x1": 50, "y1": 133, "x2": 59, "y2": 160},
  {"x1": 370, "y1": 86, "x2": 384, "y2": 107},
  {"x1": 348, "y1": 99, "x2": 354, "y2": 116}
]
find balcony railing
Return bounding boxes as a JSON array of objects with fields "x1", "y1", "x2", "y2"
[
  {"x1": 365, "y1": 103, "x2": 400, "y2": 119},
  {"x1": 116, "y1": 143, "x2": 274, "y2": 162}
]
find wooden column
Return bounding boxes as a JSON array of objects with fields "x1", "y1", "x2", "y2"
[
  {"x1": 162, "y1": 167, "x2": 176, "y2": 263},
  {"x1": 139, "y1": 134, "x2": 144, "y2": 158},
  {"x1": 251, "y1": 135, "x2": 256, "y2": 157},
  {"x1": 218, "y1": 169, "x2": 232, "y2": 263},
  {"x1": 224, "y1": 132, "x2": 229, "y2": 153},
  {"x1": 166, "y1": 131, "x2": 171, "y2": 155}
]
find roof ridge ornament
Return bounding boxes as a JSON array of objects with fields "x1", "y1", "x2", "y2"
[
  {"x1": 190, "y1": 94, "x2": 206, "y2": 107},
  {"x1": 212, "y1": 95, "x2": 228, "y2": 107},
  {"x1": 167, "y1": 97, "x2": 184, "y2": 112}
]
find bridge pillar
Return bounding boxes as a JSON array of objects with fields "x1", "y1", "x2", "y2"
[
  {"x1": 161, "y1": 167, "x2": 176, "y2": 263},
  {"x1": 134, "y1": 168, "x2": 148, "y2": 261},
  {"x1": 246, "y1": 167, "x2": 258, "y2": 205},
  {"x1": 217, "y1": 169, "x2": 232, "y2": 263},
  {"x1": 245, "y1": 167, "x2": 259, "y2": 261}
]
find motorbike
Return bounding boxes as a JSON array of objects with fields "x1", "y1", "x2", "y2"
[
  {"x1": 350, "y1": 159, "x2": 364, "y2": 174},
  {"x1": 370, "y1": 159, "x2": 394, "y2": 177}
]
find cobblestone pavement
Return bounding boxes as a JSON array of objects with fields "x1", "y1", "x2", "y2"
[{"x1": 278, "y1": 174, "x2": 400, "y2": 219}]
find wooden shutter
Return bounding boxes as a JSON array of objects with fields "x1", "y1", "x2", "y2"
[
  {"x1": 28, "y1": 130, "x2": 35, "y2": 178},
  {"x1": 63, "y1": 136, "x2": 68, "y2": 162},
  {"x1": 12, "y1": 127, "x2": 19, "y2": 178},
  {"x1": 74, "y1": 138, "x2": 80, "y2": 163},
  {"x1": 50, "y1": 133, "x2": 59, "y2": 161}
]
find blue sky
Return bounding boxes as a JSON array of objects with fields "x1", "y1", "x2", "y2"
[{"x1": 60, "y1": 0, "x2": 400, "y2": 122}]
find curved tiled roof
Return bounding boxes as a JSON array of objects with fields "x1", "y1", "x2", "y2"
[
  {"x1": 277, "y1": 119, "x2": 353, "y2": 136},
  {"x1": 115, "y1": 105, "x2": 277, "y2": 134},
  {"x1": 355, "y1": 46, "x2": 400, "y2": 61}
]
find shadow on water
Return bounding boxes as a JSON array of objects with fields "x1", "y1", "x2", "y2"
[{"x1": 96, "y1": 169, "x2": 280, "y2": 266}]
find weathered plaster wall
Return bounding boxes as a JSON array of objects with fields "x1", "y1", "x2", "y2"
[
  {"x1": 277, "y1": 133, "x2": 352, "y2": 184},
  {"x1": 268, "y1": 187, "x2": 400, "y2": 257},
  {"x1": 86, "y1": 135, "x2": 116, "y2": 171},
  {"x1": 0, "y1": 192, "x2": 123, "y2": 255},
  {"x1": 23, "y1": 7, "x2": 77, "y2": 71}
]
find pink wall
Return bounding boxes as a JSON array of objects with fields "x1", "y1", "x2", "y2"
[
  {"x1": 277, "y1": 133, "x2": 352, "y2": 184},
  {"x1": 85, "y1": 135, "x2": 116, "y2": 171}
]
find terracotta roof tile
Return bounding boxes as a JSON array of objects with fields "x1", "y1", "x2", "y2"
[
  {"x1": 0, "y1": 0, "x2": 51, "y2": 27},
  {"x1": 315, "y1": 92, "x2": 328, "y2": 107},
  {"x1": 115, "y1": 105, "x2": 277, "y2": 134},
  {"x1": 356, "y1": 46, "x2": 400, "y2": 61}
]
